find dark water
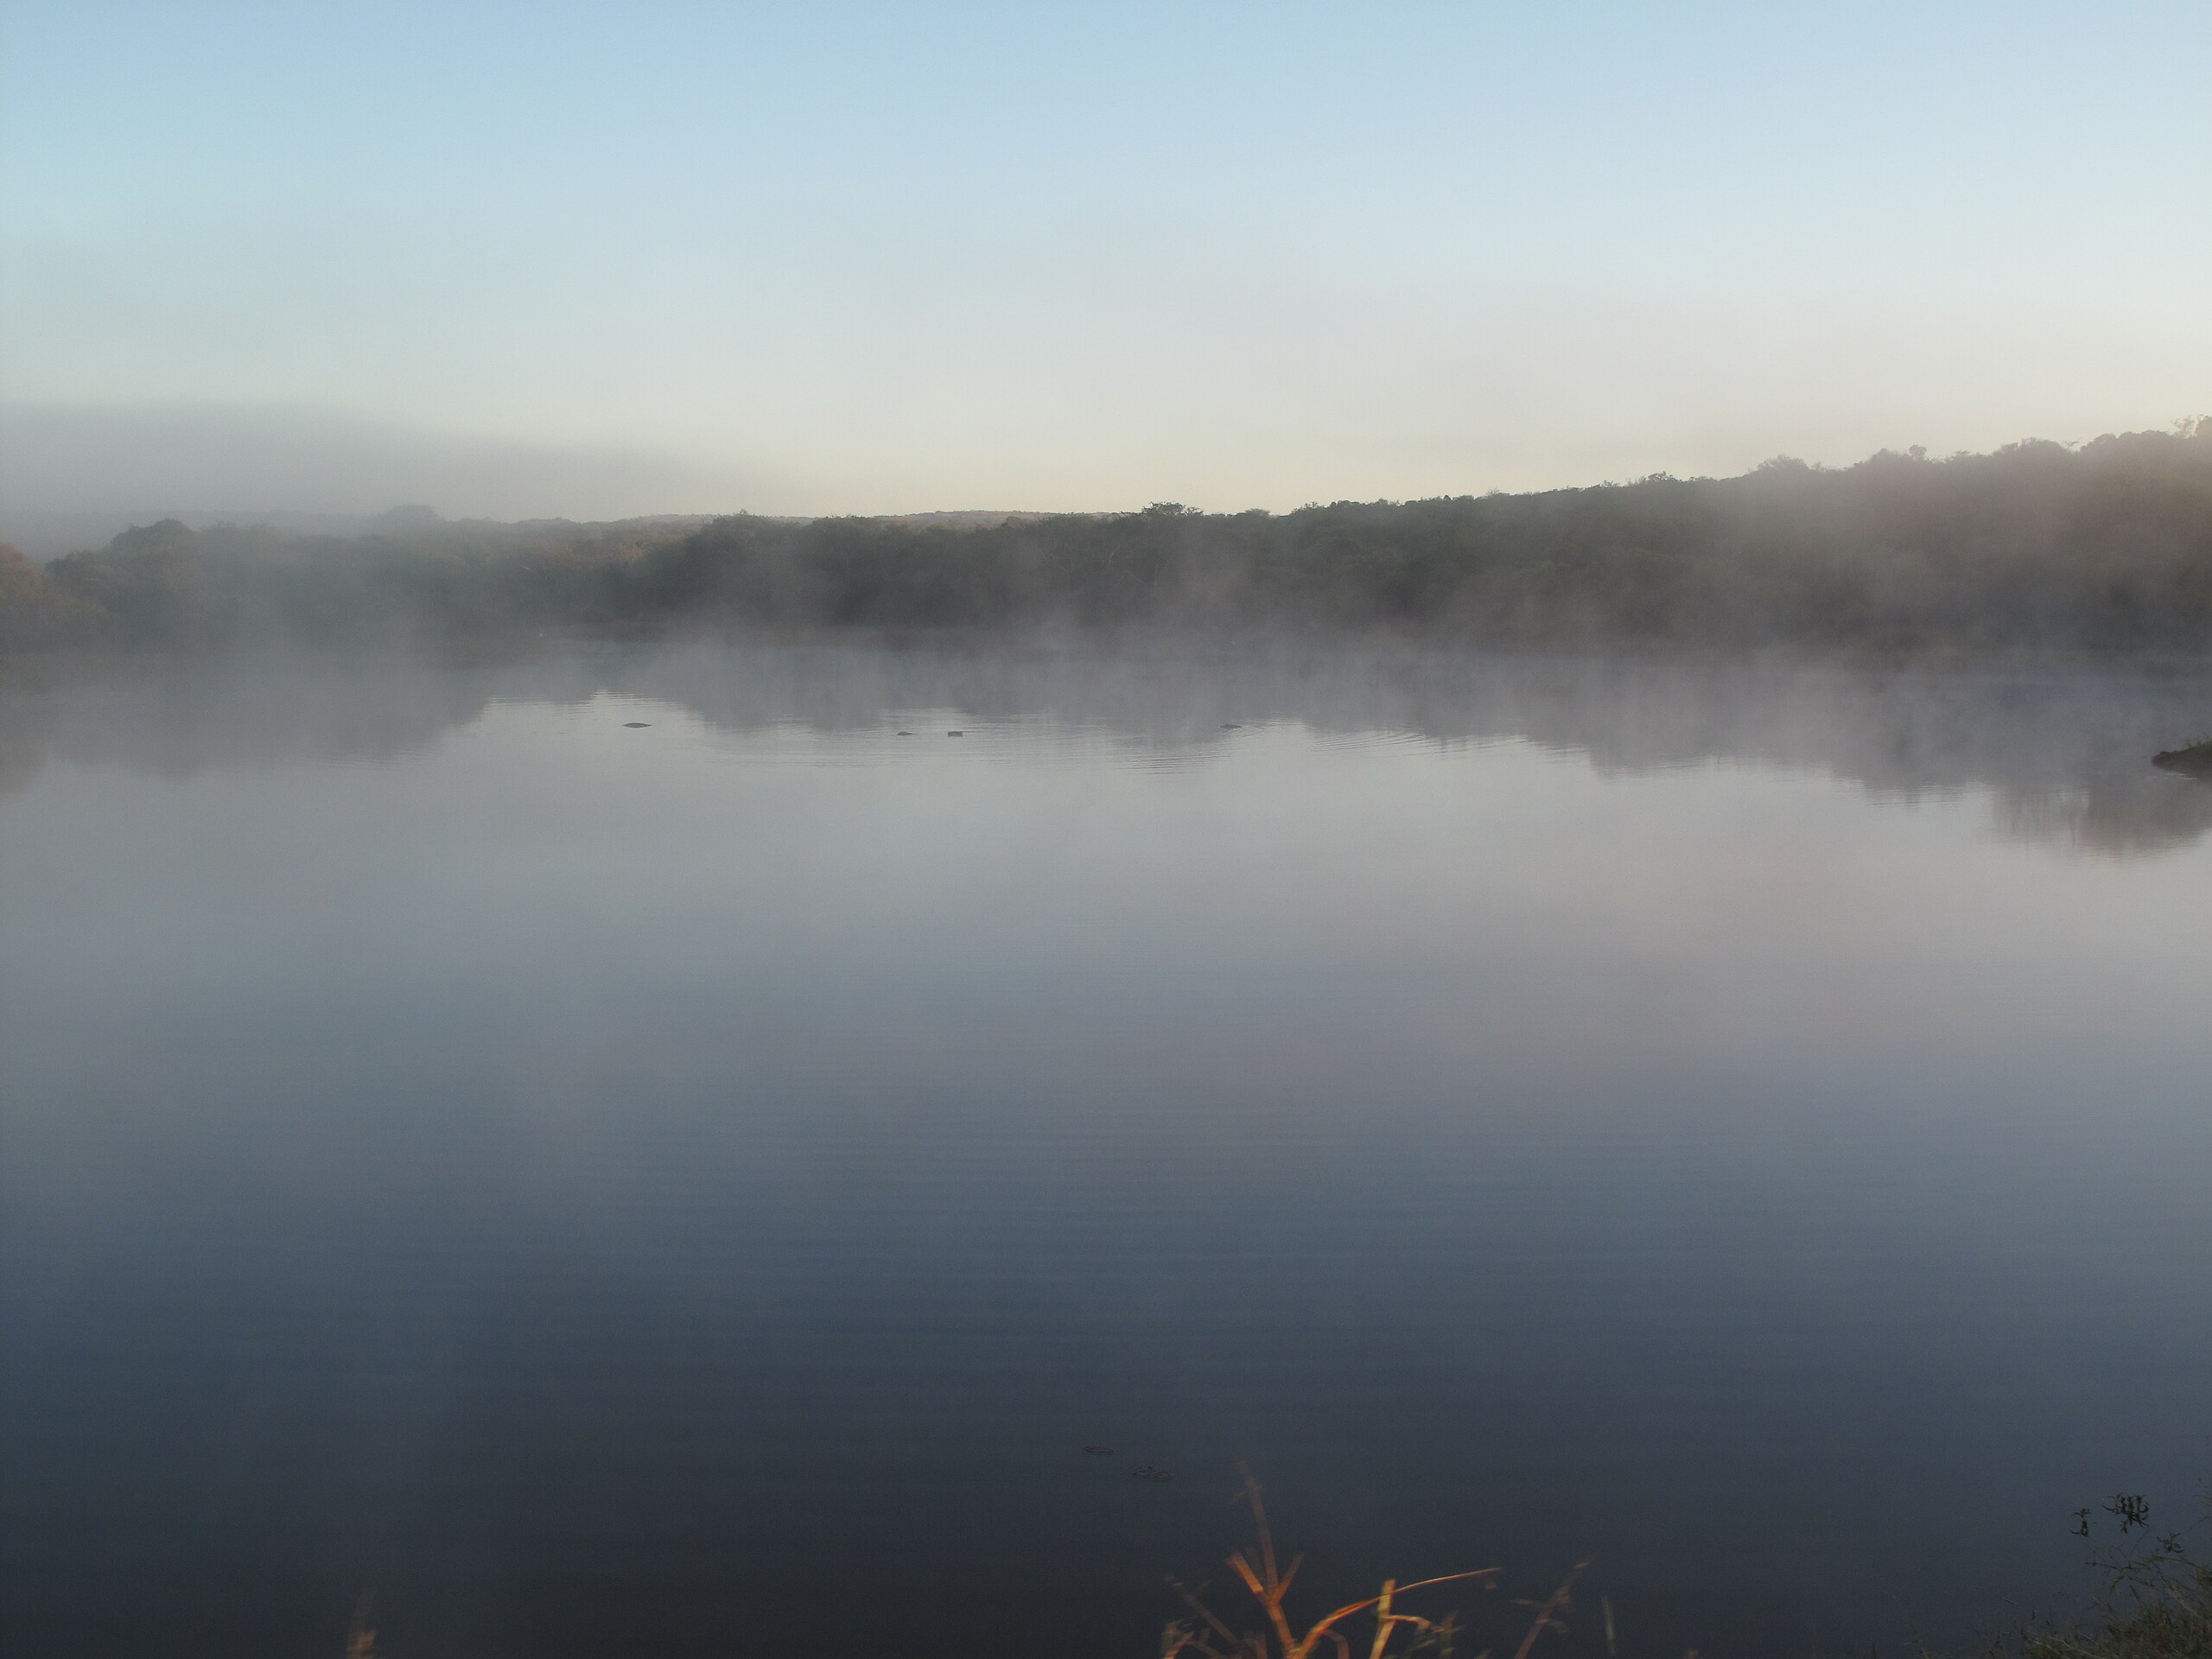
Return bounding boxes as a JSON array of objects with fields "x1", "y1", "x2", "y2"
[{"x1": 3, "y1": 643, "x2": 2209, "y2": 1659}]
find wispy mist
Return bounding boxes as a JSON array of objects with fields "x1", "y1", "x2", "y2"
[
  {"x1": 0, "y1": 404, "x2": 750, "y2": 556},
  {"x1": 9, "y1": 639, "x2": 2212, "y2": 856},
  {"x1": 6, "y1": 429, "x2": 2208, "y2": 656}
]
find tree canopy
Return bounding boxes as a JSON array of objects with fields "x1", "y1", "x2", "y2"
[{"x1": 6, "y1": 427, "x2": 2210, "y2": 656}]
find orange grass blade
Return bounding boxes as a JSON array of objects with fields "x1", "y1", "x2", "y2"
[
  {"x1": 1385, "y1": 1568, "x2": 1500, "y2": 1596},
  {"x1": 1510, "y1": 1562, "x2": 1589, "y2": 1659},
  {"x1": 1365, "y1": 1580, "x2": 1398, "y2": 1659},
  {"x1": 1236, "y1": 1463, "x2": 1284, "y2": 1593},
  {"x1": 1168, "y1": 1574, "x2": 1247, "y2": 1652}
]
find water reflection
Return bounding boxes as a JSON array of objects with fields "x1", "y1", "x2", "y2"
[
  {"x1": 5, "y1": 640, "x2": 2212, "y2": 852},
  {"x1": 2, "y1": 644, "x2": 2209, "y2": 1659}
]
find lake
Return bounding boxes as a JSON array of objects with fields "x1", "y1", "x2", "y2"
[{"x1": 3, "y1": 641, "x2": 2209, "y2": 1659}]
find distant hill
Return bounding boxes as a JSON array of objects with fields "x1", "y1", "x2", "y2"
[
  {"x1": 5, "y1": 428, "x2": 2209, "y2": 655},
  {"x1": 866, "y1": 511, "x2": 1058, "y2": 529},
  {"x1": 0, "y1": 506, "x2": 1050, "y2": 563}
]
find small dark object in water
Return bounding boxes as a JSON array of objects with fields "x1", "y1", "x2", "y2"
[
  {"x1": 1082, "y1": 1444, "x2": 1114, "y2": 1457},
  {"x1": 896, "y1": 731, "x2": 913, "y2": 736},
  {"x1": 946, "y1": 730, "x2": 964, "y2": 737},
  {"x1": 623, "y1": 722, "x2": 651, "y2": 728},
  {"x1": 1221, "y1": 721, "x2": 1243, "y2": 729},
  {"x1": 1131, "y1": 1464, "x2": 1173, "y2": 1483},
  {"x1": 2152, "y1": 740, "x2": 2212, "y2": 778}
]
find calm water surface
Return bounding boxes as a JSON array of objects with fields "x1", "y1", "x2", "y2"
[{"x1": 3, "y1": 644, "x2": 2209, "y2": 1659}]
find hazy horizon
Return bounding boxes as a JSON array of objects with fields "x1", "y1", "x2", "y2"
[
  {"x1": 5, "y1": 3, "x2": 2208, "y2": 535},
  {"x1": 4, "y1": 404, "x2": 2204, "y2": 561}
]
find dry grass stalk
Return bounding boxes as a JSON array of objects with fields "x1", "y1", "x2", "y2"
[
  {"x1": 1162, "y1": 1464, "x2": 1586, "y2": 1659},
  {"x1": 345, "y1": 1592, "x2": 380, "y2": 1659}
]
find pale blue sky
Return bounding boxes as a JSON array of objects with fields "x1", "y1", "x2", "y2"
[{"x1": 3, "y1": 1, "x2": 2207, "y2": 519}]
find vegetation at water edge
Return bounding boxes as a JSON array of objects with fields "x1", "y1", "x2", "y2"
[{"x1": 4, "y1": 427, "x2": 2211, "y2": 656}]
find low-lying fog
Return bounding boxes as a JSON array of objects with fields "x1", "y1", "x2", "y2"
[{"x1": 7, "y1": 640, "x2": 2211, "y2": 853}]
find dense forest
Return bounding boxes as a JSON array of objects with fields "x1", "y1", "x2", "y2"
[{"x1": 4, "y1": 426, "x2": 2210, "y2": 655}]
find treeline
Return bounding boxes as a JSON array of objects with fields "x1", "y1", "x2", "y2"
[{"x1": 5, "y1": 427, "x2": 2211, "y2": 654}]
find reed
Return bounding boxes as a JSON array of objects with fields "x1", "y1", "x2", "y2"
[
  {"x1": 2018, "y1": 1541, "x2": 2212, "y2": 1659},
  {"x1": 1948, "y1": 1495, "x2": 2212, "y2": 1659},
  {"x1": 1160, "y1": 1464, "x2": 1586, "y2": 1659},
  {"x1": 344, "y1": 1593, "x2": 380, "y2": 1659}
]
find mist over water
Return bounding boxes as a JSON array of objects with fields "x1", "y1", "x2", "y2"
[
  {"x1": 3, "y1": 642, "x2": 2209, "y2": 1659},
  {"x1": 9, "y1": 641, "x2": 2212, "y2": 852},
  {"x1": 10, "y1": 4, "x2": 2211, "y2": 1655}
]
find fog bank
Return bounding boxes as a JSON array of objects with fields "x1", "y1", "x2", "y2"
[
  {"x1": 8, "y1": 641, "x2": 2212, "y2": 857},
  {"x1": 0, "y1": 404, "x2": 753, "y2": 556},
  {"x1": 5, "y1": 428, "x2": 2209, "y2": 658}
]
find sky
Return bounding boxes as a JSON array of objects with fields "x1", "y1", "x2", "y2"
[{"x1": 3, "y1": 1, "x2": 2208, "y2": 526}]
